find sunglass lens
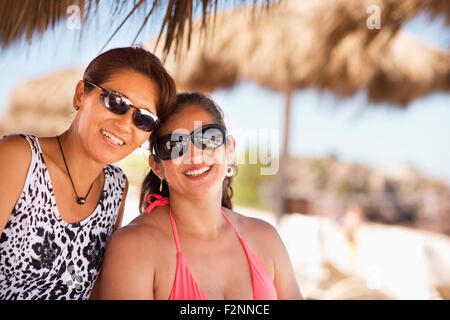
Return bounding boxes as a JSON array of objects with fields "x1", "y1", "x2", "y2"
[
  {"x1": 157, "y1": 134, "x2": 188, "y2": 160},
  {"x1": 195, "y1": 126, "x2": 225, "y2": 150},
  {"x1": 101, "y1": 92, "x2": 129, "y2": 115},
  {"x1": 133, "y1": 111, "x2": 157, "y2": 132}
]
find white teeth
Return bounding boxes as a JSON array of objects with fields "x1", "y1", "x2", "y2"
[
  {"x1": 101, "y1": 130, "x2": 124, "y2": 146},
  {"x1": 184, "y1": 166, "x2": 211, "y2": 176}
]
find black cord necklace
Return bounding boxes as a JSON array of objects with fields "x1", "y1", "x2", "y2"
[{"x1": 56, "y1": 135, "x2": 93, "y2": 205}]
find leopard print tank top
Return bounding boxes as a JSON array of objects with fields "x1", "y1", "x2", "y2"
[{"x1": 0, "y1": 134, "x2": 127, "y2": 299}]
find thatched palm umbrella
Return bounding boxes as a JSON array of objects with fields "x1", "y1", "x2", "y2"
[
  {"x1": 0, "y1": 0, "x2": 276, "y2": 58},
  {"x1": 1, "y1": 0, "x2": 448, "y2": 57},
  {"x1": 149, "y1": 0, "x2": 450, "y2": 216},
  {"x1": 0, "y1": 69, "x2": 81, "y2": 137},
  {"x1": 157, "y1": 0, "x2": 450, "y2": 102}
]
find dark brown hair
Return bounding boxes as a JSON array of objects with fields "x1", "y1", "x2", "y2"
[
  {"x1": 139, "y1": 92, "x2": 237, "y2": 213},
  {"x1": 83, "y1": 46, "x2": 177, "y2": 121}
]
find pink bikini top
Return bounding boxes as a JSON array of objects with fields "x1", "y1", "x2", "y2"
[{"x1": 146, "y1": 194, "x2": 278, "y2": 300}]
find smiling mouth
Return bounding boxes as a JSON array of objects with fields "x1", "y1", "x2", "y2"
[
  {"x1": 101, "y1": 129, "x2": 125, "y2": 146},
  {"x1": 184, "y1": 165, "x2": 212, "y2": 177}
]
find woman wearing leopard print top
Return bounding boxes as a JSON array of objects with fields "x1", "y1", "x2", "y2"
[{"x1": 0, "y1": 46, "x2": 176, "y2": 300}]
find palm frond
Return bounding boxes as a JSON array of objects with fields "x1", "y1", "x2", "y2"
[{"x1": 0, "y1": 0, "x2": 275, "y2": 57}]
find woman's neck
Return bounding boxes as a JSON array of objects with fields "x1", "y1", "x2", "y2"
[
  {"x1": 168, "y1": 189, "x2": 226, "y2": 239},
  {"x1": 57, "y1": 128, "x2": 105, "y2": 191}
]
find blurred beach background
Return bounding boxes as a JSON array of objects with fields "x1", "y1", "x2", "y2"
[{"x1": 0, "y1": 0, "x2": 449, "y2": 299}]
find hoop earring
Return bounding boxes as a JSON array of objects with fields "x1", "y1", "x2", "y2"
[
  {"x1": 159, "y1": 178, "x2": 163, "y2": 192},
  {"x1": 226, "y1": 165, "x2": 234, "y2": 177}
]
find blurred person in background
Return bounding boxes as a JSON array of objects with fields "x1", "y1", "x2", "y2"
[
  {"x1": 341, "y1": 203, "x2": 365, "y2": 263},
  {"x1": 0, "y1": 46, "x2": 177, "y2": 299},
  {"x1": 98, "y1": 92, "x2": 303, "y2": 300}
]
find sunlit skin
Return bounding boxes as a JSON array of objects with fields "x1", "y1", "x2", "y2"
[
  {"x1": 152, "y1": 106, "x2": 234, "y2": 208},
  {"x1": 0, "y1": 69, "x2": 160, "y2": 234},
  {"x1": 73, "y1": 69, "x2": 159, "y2": 165},
  {"x1": 40, "y1": 70, "x2": 159, "y2": 224},
  {"x1": 98, "y1": 106, "x2": 304, "y2": 300}
]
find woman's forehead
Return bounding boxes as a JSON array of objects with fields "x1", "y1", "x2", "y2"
[
  {"x1": 160, "y1": 106, "x2": 216, "y2": 135},
  {"x1": 101, "y1": 69, "x2": 159, "y2": 112}
]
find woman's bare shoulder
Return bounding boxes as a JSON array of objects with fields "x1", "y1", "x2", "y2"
[
  {"x1": 223, "y1": 208, "x2": 281, "y2": 244},
  {"x1": 224, "y1": 208, "x2": 284, "y2": 278},
  {"x1": 0, "y1": 135, "x2": 32, "y2": 181},
  {"x1": 110, "y1": 206, "x2": 172, "y2": 251},
  {"x1": 104, "y1": 222, "x2": 161, "y2": 270},
  {"x1": 0, "y1": 134, "x2": 31, "y2": 161},
  {"x1": 0, "y1": 135, "x2": 34, "y2": 233},
  {"x1": 99, "y1": 210, "x2": 172, "y2": 298}
]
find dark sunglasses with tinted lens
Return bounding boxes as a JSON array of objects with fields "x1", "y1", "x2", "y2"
[
  {"x1": 152, "y1": 124, "x2": 227, "y2": 160},
  {"x1": 84, "y1": 79, "x2": 159, "y2": 132}
]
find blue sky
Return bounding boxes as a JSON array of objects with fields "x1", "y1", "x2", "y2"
[{"x1": 0, "y1": 4, "x2": 449, "y2": 183}]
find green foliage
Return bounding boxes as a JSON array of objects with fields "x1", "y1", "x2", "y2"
[{"x1": 232, "y1": 151, "x2": 275, "y2": 210}]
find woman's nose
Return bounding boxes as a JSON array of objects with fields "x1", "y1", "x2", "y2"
[
  {"x1": 184, "y1": 140, "x2": 203, "y2": 164},
  {"x1": 113, "y1": 109, "x2": 134, "y2": 133}
]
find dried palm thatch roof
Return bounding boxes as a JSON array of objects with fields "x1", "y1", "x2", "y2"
[
  {"x1": 146, "y1": 0, "x2": 450, "y2": 218},
  {"x1": 1, "y1": 0, "x2": 448, "y2": 58},
  {"x1": 0, "y1": 0, "x2": 274, "y2": 58},
  {"x1": 0, "y1": 69, "x2": 81, "y2": 137},
  {"x1": 153, "y1": 0, "x2": 450, "y2": 107},
  {"x1": 2, "y1": 0, "x2": 449, "y2": 136}
]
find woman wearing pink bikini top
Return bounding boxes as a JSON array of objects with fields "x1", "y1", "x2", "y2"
[{"x1": 98, "y1": 92, "x2": 303, "y2": 300}]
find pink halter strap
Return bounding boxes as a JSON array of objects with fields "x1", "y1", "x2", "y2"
[{"x1": 145, "y1": 193, "x2": 169, "y2": 214}]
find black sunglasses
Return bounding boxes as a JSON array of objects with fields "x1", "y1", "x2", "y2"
[
  {"x1": 152, "y1": 124, "x2": 227, "y2": 160},
  {"x1": 84, "y1": 79, "x2": 159, "y2": 132}
]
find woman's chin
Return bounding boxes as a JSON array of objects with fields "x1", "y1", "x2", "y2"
[{"x1": 180, "y1": 173, "x2": 224, "y2": 197}]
